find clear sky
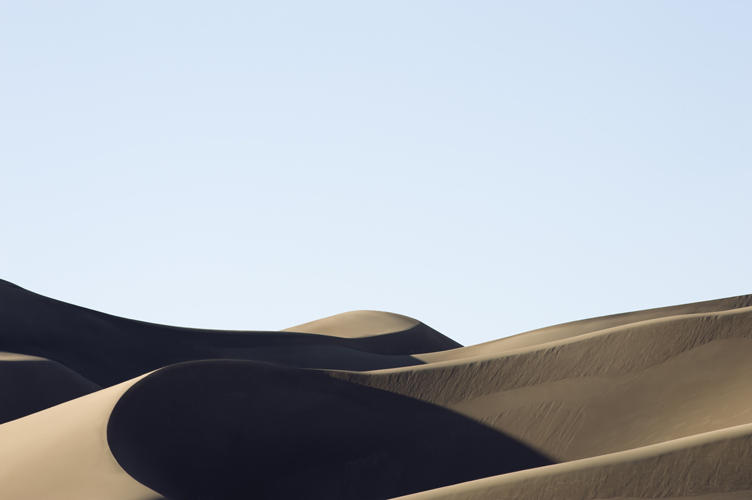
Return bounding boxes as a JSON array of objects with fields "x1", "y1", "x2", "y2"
[{"x1": 2, "y1": 2, "x2": 750, "y2": 346}]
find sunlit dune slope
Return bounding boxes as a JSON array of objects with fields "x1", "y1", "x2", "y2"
[
  {"x1": 282, "y1": 310, "x2": 420, "y2": 338},
  {"x1": 0, "y1": 374, "x2": 163, "y2": 500},
  {"x1": 332, "y1": 305, "x2": 752, "y2": 461},
  {"x1": 392, "y1": 422, "x2": 752, "y2": 500},
  {"x1": 417, "y1": 293, "x2": 752, "y2": 362}
]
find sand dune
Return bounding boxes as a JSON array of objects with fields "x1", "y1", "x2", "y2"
[
  {"x1": 2, "y1": 279, "x2": 752, "y2": 499},
  {"x1": 107, "y1": 360, "x2": 549, "y2": 500},
  {"x1": 417, "y1": 293, "x2": 752, "y2": 361},
  {"x1": 0, "y1": 374, "x2": 162, "y2": 500},
  {"x1": 281, "y1": 310, "x2": 420, "y2": 338},
  {"x1": 0, "y1": 279, "x2": 458, "y2": 387},
  {"x1": 392, "y1": 422, "x2": 752, "y2": 500},
  {"x1": 0, "y1": 352, "x2": 100, "y2": 424}
]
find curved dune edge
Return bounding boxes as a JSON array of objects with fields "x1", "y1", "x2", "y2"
[
  {"x1": 0, "y1": 351, "x2": 48, "y2": 362},
  {"x1": 0, "y1": 280, "x2": 459, "y2": 388},
  {"x1": 391, "y1": 422, "x2": 752, "y2": 500},
  {"x1": 281, "y1": 310, "x2": 421, "y2": 338},
  {"x1": 106, "y1": 360, "x2": 551, "y2": 500},
  {"x1": 417, "y1": 294, "x2": 752, "y2": 361},
  {"x1": 328, "y1": 307, "x2": 752, "y2": 463},
  {"x1": 0, "y1": 374, "x2": 162, "y2": 500},
  {"x1": 347, "y1": 306, "x2": 752, "y2": 406}
]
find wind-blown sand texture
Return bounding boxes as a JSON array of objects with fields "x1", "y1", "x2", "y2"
[{"x1": 1, "y1": 279, "x2": 752, "y2": 499}]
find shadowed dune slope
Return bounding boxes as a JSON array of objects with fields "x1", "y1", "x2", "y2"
[
  {"x1": 0, "y1": 352, "x2": 100, "y2": 424},
  {"x1": 0, "y1": 280, "x2": 459, "y2": 387},
  {"x1": 107, "y1": 360, "x2": 551, "y2": 500}
]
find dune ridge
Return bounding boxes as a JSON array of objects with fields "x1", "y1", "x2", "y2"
[
  {"x1": 333, "y1": 306, "x2": 752, "y2": 407},
  {"x1": 0, "y1": 279, "x2": 458, "y2": 388},
  {"x1": 2, "y1": 280, "x2": 752, "y2": 499},
  {"x1": 281, "y1": 310, "x2": 421, "y2": 338},
  {"x1": 423, "y1": 293, "x2": 752, "y2": 360}
]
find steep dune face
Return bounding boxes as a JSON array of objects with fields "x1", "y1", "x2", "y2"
[
  {"x1": 107, "y1": 360, "x2": 550, "y2": 500},
  {"x1": 0, "y1": 375, "x2": 162, "y2": 500},
  {"x1": 2, "y1": 281, "x2": 752, "y2": 499}
]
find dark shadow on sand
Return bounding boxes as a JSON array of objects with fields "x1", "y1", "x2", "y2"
[
  {"x1": 108, "y1": 360, "x2": 553, "y2": 500},
  {"x1": 0, "y1": 359, "x2": 100, "y2": 424},
  {"x1": 0, "y1": 279, "x2": 459, "y2": 387}
]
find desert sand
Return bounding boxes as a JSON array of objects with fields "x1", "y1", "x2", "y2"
[{"x1": 1, "y1": 277, "x2": 752, "y2": 499}]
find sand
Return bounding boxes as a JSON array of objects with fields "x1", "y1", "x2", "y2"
[
  {"x1": 107, "y1": 360, "x2": 549, "y2": 500},
  {"x1": 391, "y1": 422, "x2": 752, "y2": 500},
  {"x1": 2, "y1": 279, "x2": 752, "y2": 499},
  {"x1": 281, "y1": 310, "x2": 421, "y2": 337},
  {"x1": 0, "y1": 374, "x2": 162, "y2": 500},
  {"x1": 0, "y1": 352, "x2": 100, "y2": 425}
]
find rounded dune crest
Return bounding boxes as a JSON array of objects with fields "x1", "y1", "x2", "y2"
[{"x1": 281, "y1": 310, "x2": 421, "y2": 338}]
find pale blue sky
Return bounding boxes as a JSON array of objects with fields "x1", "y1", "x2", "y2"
[{"x1": 2, "y1": 1, "x2": 750, "y2": 346}]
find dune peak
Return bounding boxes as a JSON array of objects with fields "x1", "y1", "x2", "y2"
[{"x1": 281, "y1": 310, "x2": 422, "y2": 338}]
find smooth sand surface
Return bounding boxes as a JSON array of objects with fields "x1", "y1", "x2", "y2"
[
  {"x1": 282, "y1": 310, "x2": 421, "y2": 338},
  {"x1": 2, "y1": 280, "x2": 752, "y2": 499},
  {"x1": 0, "y1": 352, "x2": 48, "y2": 361},
  {"x1": 0, "y1": 374, "x2": 162, "y2": 500}
]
